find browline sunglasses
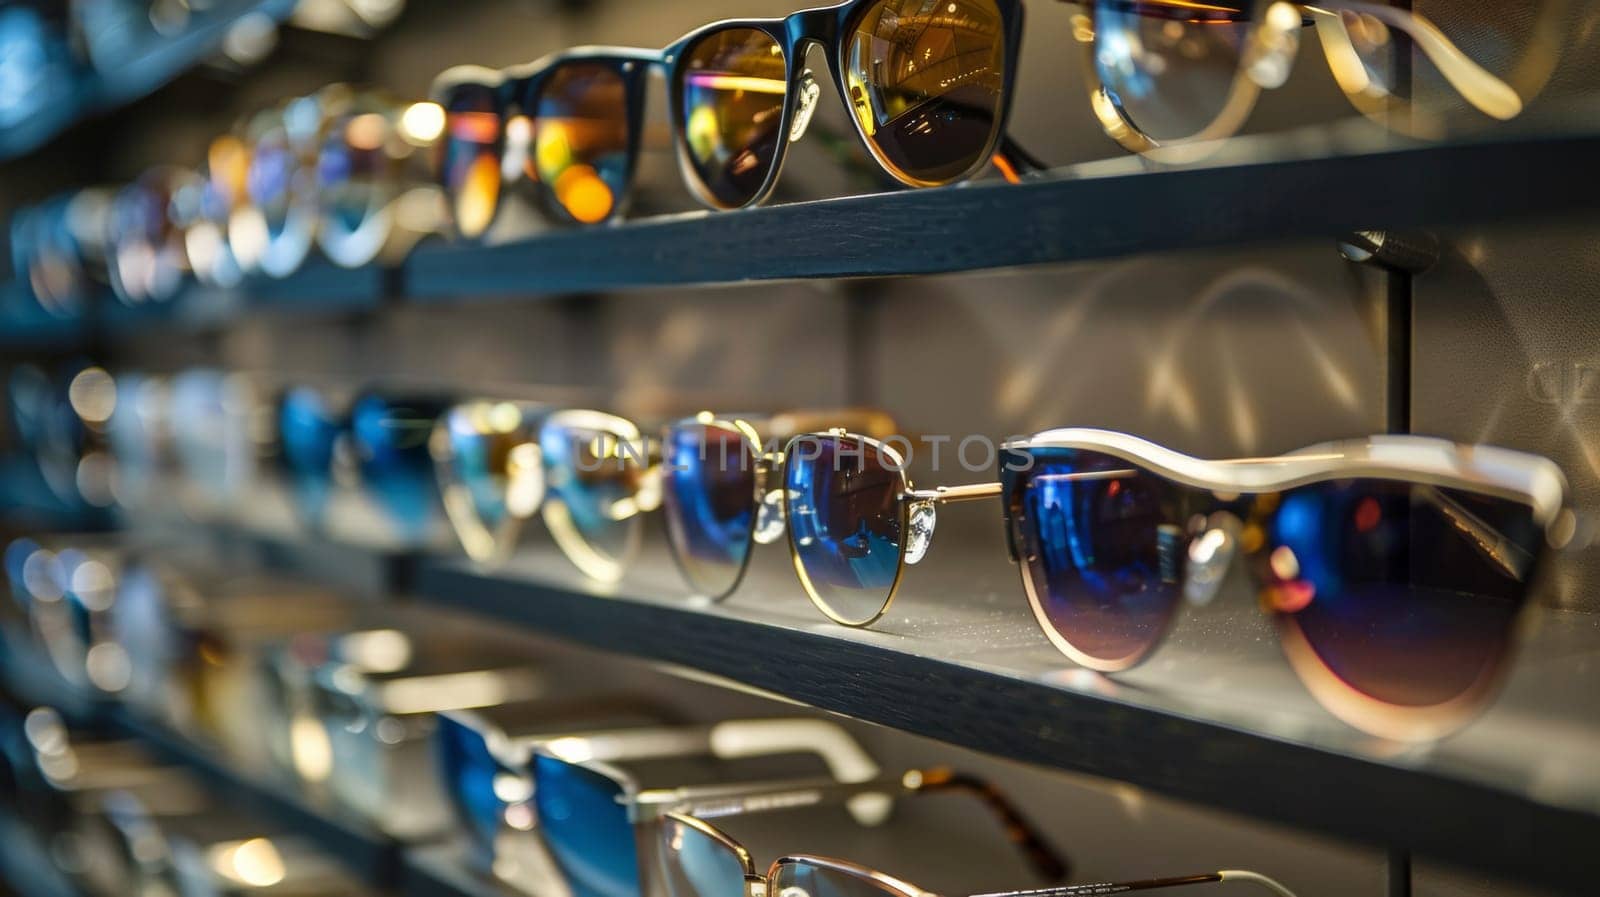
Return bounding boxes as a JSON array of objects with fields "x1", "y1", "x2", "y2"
[
  {"x1": 1070, "y1": 0, "x2": 1525, "y2": 158},
  {"x1": 431, "y1": 0, "x2": 1042, "y2": 236},
  {"x1": 436, "y1": 713, "x2": 1075, "y2": 897},
  {"x1": 660, "y1": 425, "x2": 1569, "y2": 742}
]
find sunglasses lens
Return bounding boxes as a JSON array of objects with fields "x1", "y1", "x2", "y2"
[
  {"x1": 772, "y1": 859, "x2": 907, "y2": 897},
  {"x1": 351, "y1": 394, "x2": 447, "y2": 536},
  {"x1": 533, "y1": 63, "x2": 631, "y2": 224},
  {"x1": 1089, "y1": 1, "x2": 1252, "y2": 143},
  {"x1": 662, "y1": 423, "x2": 758, "y2": 599},
  {"x1": 1005, "y1": 448, "x2": 1184, "y2": 670},
  {"x1": 541, "y1": 417, "x2": 646, "y2": 581},
  {"x1": 660, "y1": 816, "x2": 748, "y2": 897},
  {"x1": 532, "y1": 755, "x2": 639, "y2": 897},
  {"x1": 1263, "y1": 481, "x2": 1540, "y2": 714},
  {"x1": 845, "y1": 0, "x2": 1008, "y2": 184},
  {"x1": 784, "y1": 434, "x2": 904, "y2": 625},
  {"x1": 436, "y1": 716, "x2": 508, "y2": 861},
  {"x1": 678, "y1": 27, "x2": 787, "y2": 208},
  {"x1": 279, "y1": 386, "x2": 343, "y2": 523},
  {"x1": 438, "y1": 83, "x2": 502, "y2": 238}
]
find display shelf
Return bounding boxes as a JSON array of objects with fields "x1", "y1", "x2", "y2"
[
  {"x1": 0, "y1": 455, "x2": 114, "y2": 532},
  {"x1": 0, "y1": 286, "x2": 88, "y2": 351},
  {"x1": 0, "y1": 0, "x2": 298, "y2": 162},
  {"x1": 404, "y1": 129, "x2": 1600, "y2": 301}
]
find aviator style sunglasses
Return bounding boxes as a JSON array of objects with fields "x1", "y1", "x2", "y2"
[
  {"x1": 432, "y1": 0, "x2": 1036, "y2": 236},
  {"x1": 660, "y1": 425, "x2": 1568, "y2": 741}
]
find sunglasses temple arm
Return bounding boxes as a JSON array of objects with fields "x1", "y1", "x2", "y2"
[
  {"x1": 994, "y1": 135, "x2": 1049, "y2": 183},
  {"x1": 967, "y1": 870, "x2": 1298, "y2": 897},
  {"x1": 631, "y1": 774, "x2": 902, "y2": 827},
  {"x1": 911, "y1": 769, "x2": 1071, "y2": 881},
  {"x1": 1306, "y1": 1, "x2": 1523, "y2": 119},
  {"x1": 546, "y1": 717, "x2": 881, "y2": 786}
]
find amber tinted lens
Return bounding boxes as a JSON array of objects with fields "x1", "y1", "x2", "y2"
[
  {"x1": 1090, "y1": 0, "x2": 1252, "y2": 142},
  {"x1": 678, "y1": 28, "x2": 788, "y2": 208},
  {"x1": 437, "y1": 83, "x2": 502, "y2": 238},
  {"x1": 532, "y1": 63, "x2": 632, "y2": 225},
  {"x1": 844, "y1": 0, "x2": 1008, "y2": 184}
]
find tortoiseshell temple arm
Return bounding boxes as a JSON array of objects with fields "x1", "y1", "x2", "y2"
[
  {"x1": 634, "y1": 768, "x2": 1072, "y2": 882},
  {"x1": 969, "y1": 869, "x2": 1299, "y2": 897}
]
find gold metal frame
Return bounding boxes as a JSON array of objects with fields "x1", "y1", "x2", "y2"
[{"x1": 541, "y1": 408, "x2": 657, "y2": 584}]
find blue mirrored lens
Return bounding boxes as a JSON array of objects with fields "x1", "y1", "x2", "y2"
[
  {"x1": 532, "y1": 754, "x2": 638, "y2": 897},
  {"x1": 351, "y1": 393, "x2": 448, "y2": 538},
  {"x1": 1003, "y1": 447, "x2": 1183, "y2": 670},
  {"x1": 279, "y1": 387, "x2": 345, "y2": 525},
  {"x1": 662, "y1": 423, "x2": 756, "y2": 598},
  {"x1": 435, "y1": 716, "x2": 507, "y2": 864},
  {"x1": 783, "y1": 434, "x2": 903, "y2": 624}
]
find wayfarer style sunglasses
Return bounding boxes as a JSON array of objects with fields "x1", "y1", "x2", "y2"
[
  {"x1": 703, "y1": 427, "x2": 1567, "y2": 741},
  {"x1": 431, "y1": 0, "x2": 1036, "y2": 235},
  {"x1": 1070, "y1": 0, "x2": 1524, "y2": 159}
]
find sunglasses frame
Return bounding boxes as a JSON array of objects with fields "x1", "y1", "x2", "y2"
[
  {"x1": 660, "y1": 414, "x2": 773, "y2": 601},
  {"x1": 660, "y1": 0, "x2": 1027, "y2": 210},
  {"x1": 998, "y1": 427, "x2": 1571, "y2": 740},
  {"x1": 313, "y1": 89, "x2": 443, "y2": 270}
]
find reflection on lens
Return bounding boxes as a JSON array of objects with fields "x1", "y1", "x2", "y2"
[
  {"x1": 784, "y1": 434, "x2": 904, "y2": 625},
  {"x1": 662, "y1": 423, "x2": 758, "y2": 599},
  {"x1": 845, "y1": 0, "x2": 1008, "y2": 184},
  {"x1": 678, "y1": 28, "x2": 787, "y2": 209},
  {"x1": 533, "y1": 63, "x2": 630, "y2": 224},
  {"x1": 438, "y1": 83, "x2": 502, "y2": 238},
  {"x1": 350, "y1": 393, "x2": 449, "y2": 539},
  {"x1": 540, "y1": 414, "x2": 647, "y2": 581},
  {"x1": 771, "y1": 859, "x2": 910, "y2": 897},
  {"x1": 1005, "y1": 447, "x2": 1184, "y2": 671},
  {"x1": 659, "y1": 816, "x2": 749, "y2": 897},
  {"x1": 1264, "y1": 481, "x2": 1537, "y2": 718},
  {"x1": 434, "y1": 401, "x2": 546, "y2": 562},
  {"x1": 436, "y1": 716, "x2": 507, "y2": 863},
  {"x1": 279, "y1": 387, "x2": 346, "y2": 527},
  {"x1": 318, "y1": 108, "x2": 400, "y2": 267},
  {"x1": 1089, "y1": 0, "x2": 1252, "y2": 143},
  {"x1": 532, "y1": 755, "x2": 639, "y2": 897},
  {"x1": 108, "y1": 172, "x2": 187, "y2": 305}
]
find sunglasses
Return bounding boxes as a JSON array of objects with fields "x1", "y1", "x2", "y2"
[
  {"x1": 756, "y1": 428, "x2": 1567, "y2": 740},
  {"x1": 436, "y1": 713, "x2": 1067, "y2": 897},
  {"x1": 1071, "y1": 0, "x2": 1523, "y2": 159},
  {"x1": 432, "y1": 0, "x2": 1032, "y2": 234},
  {"x1": 431, "y1": 401, "x2": 660, "y2": 580},
  {"x1": 107, "y1": 167, "x2": 191, "y2": 305},
  {"x1": 175, "y1": 136, "x2": 251, "y2": 289}
]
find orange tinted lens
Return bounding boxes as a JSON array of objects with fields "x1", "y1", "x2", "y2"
[
  {"x1": 844, "y1": 0, "x2": 1007, "y2": 184},
  {"x1": 532, "y1": 63, "x2": 631, "y2": 225},
  {"x1": 438, "y1": 83, "x2": 502, "y2": 238},
  {"x1": 678, "y1": 28, "x2": 787, "y2": 209}
]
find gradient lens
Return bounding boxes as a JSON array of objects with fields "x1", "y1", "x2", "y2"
[
  {"x1": 659, "y1": 816, "x2": 749, "y2": 897},
  {"x1": 1004, "y1": 447, "x2": 1186, "y2": 671},
  {"x1": 540, "y1": 416, "x2": 647, "y2": 581},
  {"x1": 1089, "y1": 0, "x2": 1252, "y2": 142},
  {"x1": 784, "y1": 434, "x2": 904, "y2": 625},
  {"x1": 532, "y1": 755, "x2": 639, "y2": 897},
  {"x1": 678, "y1": 28, "x2": 787, "y2": 209},
  {"x1": 1262, "y1": 481, "x2": 1539, "y2": 712},
  {"x1": 771, "y1": 859, "x2": 908, "y2": 897},
  {"x1": 435, "y1": 402, "x2": 546, "y2": 562},
  {"x1": 279, "y1": 386, "x2": 345, "y2": 526},
  {"x1": 662, "y1": 423, "x2": 759, "y2": 599},
  {"x1": 351, "y1": 393, "x2": 449, "y2": 539},
  {"x1": 844, "y1": 0, "x2": 1008, "y2": 184},
  {"x1": 436, "y1": 715, "x2": 511, "y2": 863},
  {"x1": 533, "y1": 63, "x2": 631, "y2": 224},
  {"x1": 438, "y1": 83, "x2": 503, "y2": 238}
]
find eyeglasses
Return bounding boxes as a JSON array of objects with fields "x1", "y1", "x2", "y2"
[
  {"x1": 436, "y1": 713, "x2": 1070, "y2": 897},
  {"x1": 1069, "y1": 0, "x2": 1525, "y2": 159},
  {"x1": 430, "y1": 401, "x2": 660, "y2": 580},
  {"x1": 649, "y1": 784, "x2": 1297, "y2": 897},
  {"x1": 432, "y1": 0, "x2": 1032, "y2": 234},
  {"x1": 767, "y1": 428, "x2": 1567, "y2": 740},
  {"x1": 658, "y1": 410, "x2": 896, "y2": 601}
]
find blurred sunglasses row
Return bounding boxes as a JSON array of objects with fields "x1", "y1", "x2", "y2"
[
  {"x1": 9, "y1": 83, "x2": 447, "y2": 317},
  {"x1": 6, "y1": 362, "x2": 1580, "y2": 743},
  {"x1": 1, "y1": 544, "x2": 1301, "y2": 897},
  {"x1": 10, "y1": 1, "x2": 1537, "y2": 314}
]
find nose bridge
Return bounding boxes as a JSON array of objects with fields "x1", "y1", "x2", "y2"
[{"x1": 786, "y1": 6, "x2": 842, "y2": 51}]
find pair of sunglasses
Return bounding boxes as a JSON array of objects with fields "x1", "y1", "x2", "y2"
[
  {"x1": 647, "y1": 780, "x2": 1296, "y2": 897},
  {"x1": 430, "y1": 401, "x2": 660, "y2": 581},
  {"x1": 1071, "y1": 0, "x2": 1524, "y2": 159},
  {"x1": 436, "y1": 713, "x2": 1069, "y2": 897},
  {"x1": 669, "y1": 426, "x2": 1567, "y2": 741},
  {"x1": 431, "y1": 0, "x2": 1034, "y2": 236}
]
